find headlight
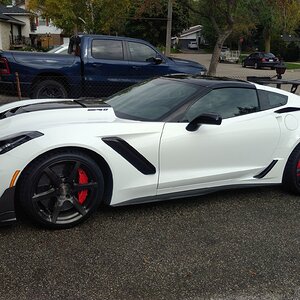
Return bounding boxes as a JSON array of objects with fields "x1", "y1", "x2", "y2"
[{"x1": 0, "y1": 131, "x2": 43, "y2": 154}]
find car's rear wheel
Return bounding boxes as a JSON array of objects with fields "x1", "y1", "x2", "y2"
[
  {"x1": 282, "y1": 145, "x2": 300, "y2": 194},
  {"x1": 242, "y1": 61, "x2": 246, "y2": 68},
  {"x1": 18, "y1": 150, "x2": 104, "y2": 229}
]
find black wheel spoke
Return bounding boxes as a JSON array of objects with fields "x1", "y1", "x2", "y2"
[
  {"x1": 73, "y1": 182, "x2": 98, "y2": 192},
  {"x1": 71, "y1": 197, "x2": 87, "y2": 216},
  {"x1": 67, "y1": 162, "x2": 81, "y2": 183},
  {"x1": 44, "y1": 167, "x2": 62, "y2": 187},
  {"x1": 51, "y1": 201, "x2": 63, "y2": 223},
  {"x1": 32, "y1": 187, "x2": 56, "y2": 203}
]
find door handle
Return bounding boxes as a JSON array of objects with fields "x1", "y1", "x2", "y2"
[{"x1": 132, "y1": 66, "x2": 141, "y2": 70}]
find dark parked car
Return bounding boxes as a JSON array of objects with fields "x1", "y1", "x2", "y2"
[{"x1": 242, "y1": 52, "x2": 279, "y2": 69}]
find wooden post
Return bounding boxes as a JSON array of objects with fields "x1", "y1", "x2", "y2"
[
  {"x1": 165, "y1": 0, "x2": 173, "y2": 56},
  {"x1": 15, "y1": 72, "x2": 22, "y2": 100}
]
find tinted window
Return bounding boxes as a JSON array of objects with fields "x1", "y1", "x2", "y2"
[
  {"x1": 258, "y1": 90, "x2": 288, "y2": 110},
  {"x1": 92, "y1": 40, "x2": 123, "y2": 60},
  {"x1": 185, "y1": 88, "x2": 259, "y2": 121},
  {"x1": 263, "y1": 53, "x2": 275, "y2": 58},
  {"x1": 128, "y1": 42, "x2": 157, "y2": 62},
  {"x1": 106, "y1": 78, "x2": 199, "y2": 121}
]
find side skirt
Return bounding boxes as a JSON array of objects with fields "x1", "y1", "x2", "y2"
[{"x1": 111, "y1": 183, "x2": 280, "y2": 207}]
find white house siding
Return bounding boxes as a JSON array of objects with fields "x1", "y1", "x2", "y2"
[
  {"x1": 13, "y1": 15, "x2": 30, "y2": 36},
  {"x1": 0, "y1": 22, "x2": 11, "y2": 50},
  {"x1": 180, "y1": 33, "x2": 197, "y2": 40}
]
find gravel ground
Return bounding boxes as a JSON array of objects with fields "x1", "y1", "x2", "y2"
[{"x1": 0, "y1": 54, "x2": 300, "y2": 300}]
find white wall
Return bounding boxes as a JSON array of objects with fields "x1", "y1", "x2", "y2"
[
  {"x1": 0, "y1": 22, "x2": 11, "y2": 50},
  {"x1": 35, "y1": 24, "x2": 62, "y2": 35},
  {"x1": 12, "y1": 15, "x2": 31, "y2": 37},
  {"x1": 180, "y1": 33, "x2": 197, "y2": 40}
]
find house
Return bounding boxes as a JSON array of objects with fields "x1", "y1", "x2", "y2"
[
  {"x1": 176, "y1": 25, "x2": 207, "y2": 49},
  {"x1": 15, "y1": 0, "x2": 63, "y2": 48},
  {"x1": 0, "y1": 4, "x2": 31, "y2": 50}
]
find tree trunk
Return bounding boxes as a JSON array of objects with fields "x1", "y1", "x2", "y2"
[
  {"x1": 208, "y1": 30, "x2": 232, "y2": 76},
  {"x1": 264, "y1": 28, "x2": 271, "y2": 52}
]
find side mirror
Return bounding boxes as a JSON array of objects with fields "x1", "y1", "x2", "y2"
[
  {"x1": 146, "y1": 57, "x2": 163, "y2": 64},
  {"x1": 154, "y1": 57, "x2": 163, "y2": 64},
  {"x1": 186, "y1": 113, "x2": 222, "y2": 132}
]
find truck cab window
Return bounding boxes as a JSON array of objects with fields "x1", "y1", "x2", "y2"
[
  {"x1": 92, "y1": 40, "x2": 124, "y2": 60},
  {"x1": 128, "y1": 42, "x2": 157, "y2": 62}
]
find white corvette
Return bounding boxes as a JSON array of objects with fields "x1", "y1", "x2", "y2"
[{"x1": 0, "y1": 75, "x2": 300, "y2": 229}]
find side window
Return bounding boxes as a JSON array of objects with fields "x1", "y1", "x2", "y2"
[
  {"x1": 184, "y1": 88, "x2": 259, "y2": 121},
  {"x1": 92, "y1": 40, "x2": 123, "y2": 60},
  {"x1": 258, "y1": 90, "x2": 288, "y2": 110},
  {"x1": 128, "y1": 42, "x2": 157, "y2": 62}
]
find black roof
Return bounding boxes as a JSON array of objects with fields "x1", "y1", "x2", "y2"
[
  {"x1": 0, "y1": 4, "x2": 29, "y2": 25},
  {"x1": 0, "y1": 4, "x2": 29, "y2": 14},
  {"x1": 163, "y1": 74, "x2": 255, "y2": 89}
]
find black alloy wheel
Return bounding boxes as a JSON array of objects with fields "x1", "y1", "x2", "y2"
[{"x1": 19, "y1": 150, "x2": 104, "y2": 229}]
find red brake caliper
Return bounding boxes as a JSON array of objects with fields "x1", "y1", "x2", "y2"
[{"x1": 78, "y1": 168, "x2": 89, "y2": 204}]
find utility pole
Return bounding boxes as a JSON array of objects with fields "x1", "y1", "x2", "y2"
[{"x1": 165, "y1": 0, "x2": 173, "y2": 56}]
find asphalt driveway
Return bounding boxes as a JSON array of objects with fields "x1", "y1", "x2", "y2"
[{"x1": 1, "y1": 186, "x2": 300, "y2": 300}]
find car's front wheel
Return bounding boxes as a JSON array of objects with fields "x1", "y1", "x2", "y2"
[{"x1": 18, "y1": 150, "x2": 104, "y2": 229}]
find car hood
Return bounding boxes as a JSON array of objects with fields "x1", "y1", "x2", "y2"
[
  {"x1": 168, "y1": 57, "x2": 207, "y2": 70},
  {"x1": 0, "y1": 98, "x2": 128, "y2": 136}
]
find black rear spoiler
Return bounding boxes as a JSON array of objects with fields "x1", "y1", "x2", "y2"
[{"x1": 247, "y1": 76, "x2": 300, "y2": 94}]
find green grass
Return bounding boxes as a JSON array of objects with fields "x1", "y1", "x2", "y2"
[{"x1": 284, "y1": 62, "x2": 300, "y2": 70}]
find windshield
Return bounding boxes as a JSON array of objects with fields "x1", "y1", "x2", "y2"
[{"x1": 106, "y1": 78, "x2": 199, "y2": 121}]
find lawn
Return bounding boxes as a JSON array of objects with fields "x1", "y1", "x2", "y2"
[{"x1": 285, "y1": 62, "x2": 300, "y2": 70}]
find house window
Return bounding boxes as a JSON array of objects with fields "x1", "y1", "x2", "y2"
[{"x1": 38, "y1": 16, "x2": 46, "y2": 26}]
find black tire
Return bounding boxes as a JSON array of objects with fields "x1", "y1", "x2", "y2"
[
  {"x1": 271, "y1": 67, "x2": 275, "y2": 70},
  {"x1": 242, "y1": 61, "x2": 246, "y2": 68},
  {"x1": 18, "y1": 150, "x2": 104, "y2": 229},
  {"x1": 32, "y1": 79, "x2": 68, "y2": 99},
  {"x1": 282, "y1": 145, "x2": 300, "y2": 194}
]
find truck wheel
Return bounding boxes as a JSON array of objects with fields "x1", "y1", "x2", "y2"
[{"x1": 32, "y1": 79, "x2": 68, "y2": 99}]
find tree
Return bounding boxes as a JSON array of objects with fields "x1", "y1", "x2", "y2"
[
  {"x1": 0, "y1": 0, "x2": 11, "y2": 4},
  {"x1": 184, "y1": 0, "x2": 252, "y2": 76},
  {"x1": 28, "y1": 0, "x2": 131, "y2": 35},
  {"x1": 247, "y1": 0, "x2": 300, "y2": 52},
  {"x1": 124, "y1": 0, "x2": 190, "y2": 46}
]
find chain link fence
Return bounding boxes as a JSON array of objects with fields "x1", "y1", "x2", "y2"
[
  {"x1": 1, "y1": 56, "x2": 300, "y2": 104},
  {"x1": 0, "y1": 73, "x2": 139, "y2": 103}
]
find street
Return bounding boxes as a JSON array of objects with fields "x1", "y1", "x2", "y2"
[{"x1": 0, "y1": 54, "x2": 300, "y2": 300}]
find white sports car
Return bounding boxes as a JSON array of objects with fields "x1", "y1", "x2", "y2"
[{"x1": 0, "y1": 75, "x2": 300, "y2": 229}]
